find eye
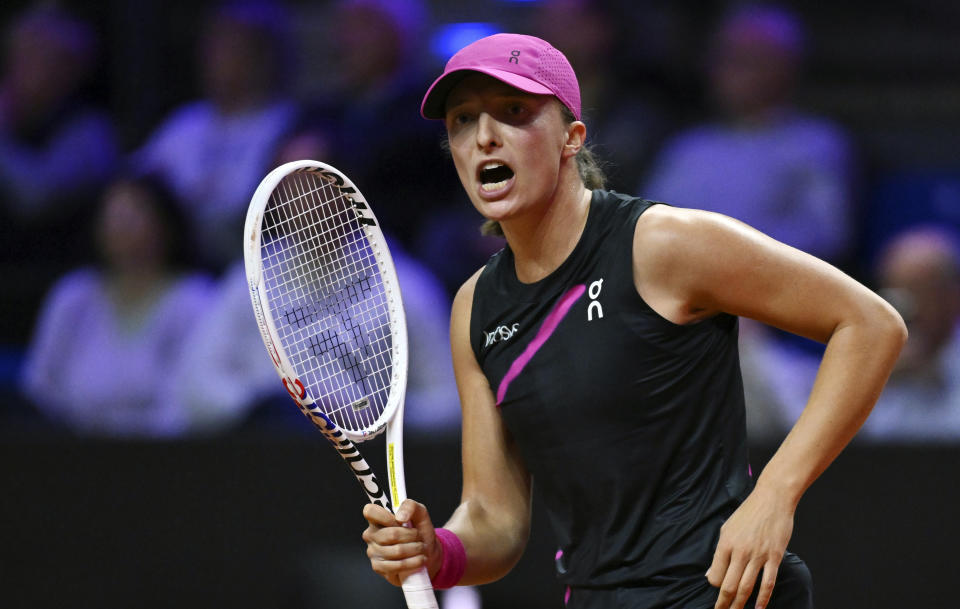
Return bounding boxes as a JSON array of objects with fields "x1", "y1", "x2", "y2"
[
  {"x1": 446, "y1": 111, "x2": 474, "y2": 129},
  {"x1": 498, "y1": 100, "x2": 533, "y2": 125}
]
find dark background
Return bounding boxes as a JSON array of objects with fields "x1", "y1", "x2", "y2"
[{"x1": 2, "y1": 432, "x2": 956, "y2": 608}]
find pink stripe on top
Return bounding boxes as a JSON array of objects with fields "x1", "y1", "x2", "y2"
[{"x1": 495, "y1": 284, "x2": 586, "y2": 406}]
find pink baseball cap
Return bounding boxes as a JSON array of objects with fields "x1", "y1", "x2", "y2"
[{"x1": 420, "y1": 33, "x2": 581, "y2": 121}]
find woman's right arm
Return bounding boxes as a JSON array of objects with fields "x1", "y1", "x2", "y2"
[
  {"x1": 441, "y1": 270, "x2": 533, "y2": 585},
  {"x1": 362, "y1": 270, "x2": 533, "y2": 587}
]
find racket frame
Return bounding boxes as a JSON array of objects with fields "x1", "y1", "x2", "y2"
[{"x1": 244, "y1": 160, "x2": 433, "y2": 607}]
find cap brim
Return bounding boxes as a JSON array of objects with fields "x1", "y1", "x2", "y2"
[{"x1": 420, "y1": 67, "x2": 555, "y2": 120}]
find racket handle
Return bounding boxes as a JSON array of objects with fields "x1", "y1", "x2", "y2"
[{"x1": 401, "y1": 566, "x2": 438, "y2": 609}]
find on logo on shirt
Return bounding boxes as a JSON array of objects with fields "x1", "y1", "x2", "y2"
[{"x1": 588, "y1": 278, "x2": 604, "y2": 321}]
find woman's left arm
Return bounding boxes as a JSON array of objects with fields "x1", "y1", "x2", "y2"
[{"x1": 633, "y1": 205, "x2": 908, "y2": 609}]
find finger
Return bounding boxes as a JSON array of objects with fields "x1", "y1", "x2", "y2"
[
  {"x1": 369, "y1": 551, "x2": 428, "y2": 582},
  {"x1": 368, "y1": 540, "x2": 426, "y2": 562},
  {"x1": 714, "y1": 555, "x2": 746, "y2": 609},
  {"x1": 395, "y1": 553, "x2": 430, "y2": 580},
  {"x1": 369, "y1": 559, "x2": 402, "y2": 587},
  {"x1": 730, "y1": 560, "x2": 762, "y2": 609},
  {"x1": 363, "y1": 502, "x2": 399, "y2": 527},
  {"x1": 753, "y1": 560, "x2": 780, "y2": 609},
  {"x1": 398, "y1": 499, "x2": 437, "y2": 544},
  {"x1": 368, "y1": 522, "x2": 422, "y2": 547},
  {"x1": 395, "y1": 498, "x2": 429, "y2": 526},
  {"x1": 706, "y1": 543, "x2": 731, "y2": 588}
]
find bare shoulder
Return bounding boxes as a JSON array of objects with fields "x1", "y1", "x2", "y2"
[
  {"x1": 634, "y1": 203, "x2": 828, "y2": 290},
  {"x1": 632, "y1": 205, "x2": 752, "y2": 323},
  {"x1": 452, "y1": 266, "x2": 485, "y2": 326},
  {"x1": 633, "y1": 204, "x2": 902, "y2": 341},
  {"x1": 634, "y1": 204, "x2": 752, "y2": 256},
  {"x1": 450, "y1": 266, "x2": 488, "y2": 366}
]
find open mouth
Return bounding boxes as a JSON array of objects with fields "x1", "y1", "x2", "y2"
[{"x1": 479, "y1": 162, "x2": 515, "y2": 192}]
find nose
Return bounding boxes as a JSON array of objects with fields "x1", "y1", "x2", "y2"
[{"x1": 475, "y1": 112, "x2": 501, "y2": 151}]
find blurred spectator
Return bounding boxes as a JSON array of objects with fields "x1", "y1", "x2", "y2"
[
  {"x1": 641, "y1": 4, "x2": 857, "y2": 266},
  {"x1": 138, "y1": 122, "x2": 332, "y2": 436},
  {"x1": 19, "y1": 174, "x2": 214, "y2": 438},
  {"x1": 308, "y1": 0, "x2": 461, "y2": 248},
  {"x1": 859, "y1": 225, "x2": 960, "y2": 442},
  {"x1": 173, "y1": 237, "x2": 460, "y2": 436},
  {"x1": 0, "y1": 6, "x2": 119, "y2": 344},
  {"x1": 275, "y1": 124, "x2": 461, "y2": 434},
  {"x1": 0, "y1": 6, "x2": 117, "y2": 228},
  {"x1": 414, "y1": 204, "x2": 505, "y2": 299},
  {"x1": 528, "y1": 0, "x2": 676, "y2": 193},
  {"x1": 738, "y1": 318, "x2": 819, "y2": 443},
  {"x1": 391, "y1": 240, "x2": 461, "y2": 436},
  {"x1": 165, "y1": 126, "x2": 461, "y2": 436},
  {"x1": 861, "y1": 170, "x2": 960, "y2": 269},
  {"x1": 163, "y1": 260, "x2": 288, "y2": 434},
  {"x1": 132, "y1": 0, "x2": 298, "y2": 272}
]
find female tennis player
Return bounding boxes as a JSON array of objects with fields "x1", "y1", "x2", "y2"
[{"x1": 361, "y1": 33, "x2": 906, "y2": 609}]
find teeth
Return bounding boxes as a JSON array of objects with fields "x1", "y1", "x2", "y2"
[
  {"x1": 481, "y1": 180, "x2": 508, "y2": 192},
  {"x1": 483, "y1": 162, "x2": 504, "y2": 171}
]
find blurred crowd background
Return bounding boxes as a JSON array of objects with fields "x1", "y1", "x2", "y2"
[
  {"x1": 2, "y1": 0, "x2": 959, "y2": 443},
  {"x1": 1, "y1": 1, "x2": 959, "y2": 608}
]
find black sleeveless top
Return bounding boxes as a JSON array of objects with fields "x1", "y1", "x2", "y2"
[{"x1": 470, "y1": 190, "x2": 754, "y2": 593}]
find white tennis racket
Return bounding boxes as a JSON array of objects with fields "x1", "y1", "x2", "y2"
[{"x1": 243, "y1": 160, "x2": 438, "y2": 609}]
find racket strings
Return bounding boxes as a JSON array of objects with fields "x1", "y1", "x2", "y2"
[
  {"x1": 266, "y1": 176, "x2": 392, "y2": 428},
  {"x1": 260, "y1": 172, "x2": 396, "y2": 432}
]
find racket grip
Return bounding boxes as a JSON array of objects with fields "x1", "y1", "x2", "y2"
[{"x1": 401, "y1": 566, "x2": 438, "y2": 609}]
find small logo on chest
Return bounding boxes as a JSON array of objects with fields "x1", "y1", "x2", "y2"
[
  {"x1": 484, "y1": 322, "x2": 520, "y2": 347},
  {"x1": 587, "y1": 278, "x2": 604, "y2": 321}
]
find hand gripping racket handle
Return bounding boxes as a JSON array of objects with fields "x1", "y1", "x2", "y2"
[{"x1": 402, "y1": 566, "x2": 437, "y2": 609}]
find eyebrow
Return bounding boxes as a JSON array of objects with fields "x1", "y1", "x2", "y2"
[
  {"x1": 445, "y1": 90, "x2": 542, "y2": 115},
  {"x1": 444, "y1": 97, "x2": 469, "y2": 114}
]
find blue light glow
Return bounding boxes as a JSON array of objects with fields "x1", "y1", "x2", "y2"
[{"x1": 430, "y1": 22, "x2": 502, "y2": 62}]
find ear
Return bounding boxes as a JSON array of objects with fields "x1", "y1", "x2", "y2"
[{"x1": 562, "y1": 121, "x2": 587, "y2": 159}]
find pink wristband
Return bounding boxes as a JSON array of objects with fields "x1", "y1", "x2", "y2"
[{"x1": 431, "y1": 528, "x2": 466, "y2": 589}]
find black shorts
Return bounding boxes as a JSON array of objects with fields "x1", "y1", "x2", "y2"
[{"x1": 565, "y1": 553, "x2": 813, "y2": 609}]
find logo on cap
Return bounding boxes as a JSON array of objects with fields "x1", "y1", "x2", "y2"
[{"x1": 509, "y1": 50, "x2": 520, "y2": 64}]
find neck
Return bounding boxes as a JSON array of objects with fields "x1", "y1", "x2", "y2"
[
  {"x1": 213, "y1": 88, "x2": 270, "y2": 115},
  {"x1": 108, "y1": 266, "x2": 169, "y2": 299},
  {"x1": 501, "y1": 171, "x2": 592, "y2": 284},
  {"x1": 728, "y1": 103, "x2": 792, "y2": 128}
]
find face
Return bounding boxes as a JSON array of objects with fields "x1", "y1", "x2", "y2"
[
  {"x1": 709, "y1": 24, "x2": 796, "y2": 117},
  {"x1": 202, "y1": 19, "x2": 269, "y2": 102},
  {"x1": 334, "y1": 5, "x2": 401, "y2": 88},
  {"x1": 880, "y1": 234, "x2": 960, "y2": 362},
  {"x1": 96, "y1": 182, "x2": 169, "y2": 272},
  {"x1": 443, "y1": 74, "x2": 578, "y2": 225},
  {"x1": 5, "y1": 24, "x2": 83, "y2": 114}
]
